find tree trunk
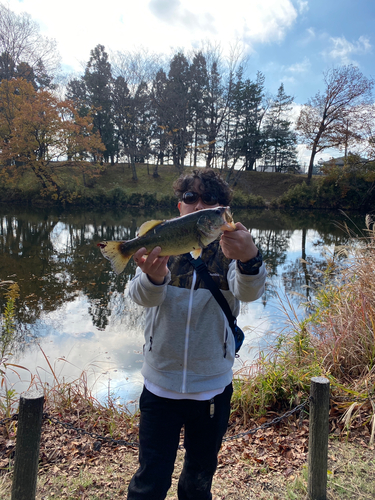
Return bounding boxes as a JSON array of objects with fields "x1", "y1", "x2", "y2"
[
  {"x1": 301, "y1": 228, "x2": 310, "y2": 300},
  {"x1": 193, "y1": 129, "x2": 198, "y2": 166},
  {"x1": 131, "y1": 158, "x2": 138, "y2": 181},
  {"x1": 307, "y1": 146, "x2": 317, "y2": 185},
  {"x1": 206, "y1": 130, "x2": 216, "y2": 168},
  {"x1": 31, "y1": 162, "x2": 61, "y2": 198},
  {"x1": 153, "y1": 161, "x2": 159, "y2": 178},
  {"x1": 307, "y1": 118, "x2": 326, "y2": 184}
]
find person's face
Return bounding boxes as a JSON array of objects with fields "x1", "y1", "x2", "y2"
[{"x1": 178, "y1": 179, "x2": 221, "y2": 216}]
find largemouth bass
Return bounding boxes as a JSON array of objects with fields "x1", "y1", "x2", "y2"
[{"x1": 98, "y1": 207, "x2": 236, "y2": 275}]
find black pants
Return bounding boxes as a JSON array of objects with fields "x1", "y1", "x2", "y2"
[{"x1": 127, "y1": 383, "x2": 233, "y2": 500}]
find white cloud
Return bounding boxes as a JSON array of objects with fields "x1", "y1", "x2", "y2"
[
  {"x1": 149, "y1": 0, "x2": 216, "y2": 33},
  {"x1": 290, "y1": 102, "x2": 302, "y2": 121},
  {"x1": 299, "y1": 26, "x2": 316, "y2": 45},
  {"x1": 239, "y1": 0, "x2": 298, "y2": 44},
  {"x1": 277, "y1": 58, "x2": 310, "y2": 90},
  {"x1": 324, "y1": 35, "x2": 372, "y2": 65},
  {"x1": 7, "y1": 0, "x2": 299, "y2": 72},
  {"x1": 306, "y1": 27, "x2": 315, "y2": 38},
  {"x1": 286, "y1": 57, "x2": 311, "y2": 74},
  {"x1": 295, "y1": 0, "x2": 309, "y2": 14}
]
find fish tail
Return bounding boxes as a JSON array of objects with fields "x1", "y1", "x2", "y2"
[{"x1": 97, "y1": 241, "x2": 132, "y2": 275}]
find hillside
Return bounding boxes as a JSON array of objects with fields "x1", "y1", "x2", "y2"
[
  {"x1": 0, "y1": 162, "x2": 308, "y2": 205},
  {"x1": 97, "y1": 165, "x2": 308, "y2": 202},
  {"x1": 227, "y1": 169, "x2": 307, "y2": 201}
]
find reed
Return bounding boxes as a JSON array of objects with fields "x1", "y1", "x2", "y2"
[
  {"x1": 36, "y1": 345, "x2": 138, "y2": 440},
  {"x1": 309, "y1": 216, "x2": 375, "y2": 381},
  {"x1": 0, "y1": 281, "x2": 33, "y2": 437},
  {"x1": 231, "y1": 313, "x2": 323, "y2": 422},
  {"x1": 232, "y1": 215, "x2": 375, "y2": 439}
]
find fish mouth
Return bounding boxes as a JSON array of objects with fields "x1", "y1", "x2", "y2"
[{"x1": 221, "y1": 207, "x2": 236, "y2": 231}]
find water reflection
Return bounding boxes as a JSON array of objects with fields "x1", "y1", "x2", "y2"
[{"x1": 0, "y1": 207, "x2": 364, "y2": 404}]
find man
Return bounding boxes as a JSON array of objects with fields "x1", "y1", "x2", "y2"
[{"x1": 127, "y1": 169, "x2": 266, "y2": 500}]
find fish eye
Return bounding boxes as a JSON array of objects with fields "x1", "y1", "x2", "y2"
[{"x1": 215, "y1": 208, "x2": 221, "y2": 215}]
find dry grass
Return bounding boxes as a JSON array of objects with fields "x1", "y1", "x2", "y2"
[
  {"x1": 231, "y1": 215, "x2": 375, "y2": 435},
  {"x1": 304, "y1": 215, "x2": 375, "y2": 435},
  {"x1": 310, "y1": 216, "x2": 375, "y2": 382}
]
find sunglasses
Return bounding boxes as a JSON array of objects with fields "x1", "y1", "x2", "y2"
[{"x1": 182, "y1": 191, "x2": 219, "y2": 206}]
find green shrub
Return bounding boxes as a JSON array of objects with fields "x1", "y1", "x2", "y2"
[
  {"x1": 127, "y1": 192, "x2": 143, "y2": 206},
  {"x1": 231, "y1": 326, "x2": 322, "y2": 421},
  {"x1": 231, "y1": 192, "x2": 266, "y2": 208},
  {"x1": 142, "y1": 192, "x2": 158, "y2": 208},
  {"x1": 108, "y1": 186, "x2": 128, "y2": 206},
  {"x1": 247, "y1": 194, "x2": 266, "y2": 207},
  {"x1": 275, "y1": 165, "x2": 375, "y2": 210},
  {"x1": 231, "y1": 192, "x2": 248, "y2": 207},
  {"x1": 276, "y1": 181, "x2": 317, "y2": 208},
  {"x1": 158, "y1": 194, "x2": 177, "y2": 208},
  {"x1": 90, "y1": 187, "x2": 108, "y2": 205}
]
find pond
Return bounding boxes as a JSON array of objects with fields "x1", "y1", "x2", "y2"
[{"x1": 0, "y1": 206, "x2": 365, "y2": 408}]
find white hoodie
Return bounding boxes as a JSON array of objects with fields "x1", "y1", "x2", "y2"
[{"x1": 128, "y1": 241, "x2": 267, "y2": 394}]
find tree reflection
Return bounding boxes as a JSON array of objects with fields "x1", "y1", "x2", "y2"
[
  {"x1": 257, "y1": 229, "x2": 292, "y2": 276},
  {"x1": 0, "y1": 207, "x2": 362, "y2": 340},
  {"x1": 281, "y1": 225, "x2": 353, "y2": 313},
  {"x1": 0, "y1": 209, "x2": 147, "y2": 332}
]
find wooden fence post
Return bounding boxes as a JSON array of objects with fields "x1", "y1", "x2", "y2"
[
  {"x1": 308, "y1": 377, "x2": 330, "y2": 500},
  {"x1": 11, "y1": 388, "x2": 44, "y2": 500}
]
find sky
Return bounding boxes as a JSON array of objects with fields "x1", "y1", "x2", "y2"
[{"x1": 5, "y1": 0, "x2": 375, "y2": 165}]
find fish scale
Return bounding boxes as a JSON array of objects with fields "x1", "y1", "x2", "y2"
[{"x1": 98, "y1": 207, "x2": 236, "y2": 275}]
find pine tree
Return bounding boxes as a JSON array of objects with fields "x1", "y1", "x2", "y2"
[
  {"x1": 263, "y1": 84, "x2": 299, "y2": 172},
  {"x1": 229, "y1": 71, "x2": 266, "y2": 171},
  {"x1": 67, "y1": 45, "x2": 117, "y2": 164}
]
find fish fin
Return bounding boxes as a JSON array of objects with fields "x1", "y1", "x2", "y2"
[
  {"x1": 221, "y1": 221, "x2": 236, "y2": 231},
  {"x1": 98, "y1": 241, "x2": 131, "y2": 275},
  {"x1": 138, "y1": 220, "x2": 164, "y2": 236},
  {"x1": 190, "y1": 248, "x2": 202, "y2": 259}
]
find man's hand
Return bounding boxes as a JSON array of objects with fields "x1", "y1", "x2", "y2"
[
  {"x1": 133, "y1": 247, "x2": 169, "y2": 285},
  {"x1": 220, "y1": 222, "x2": 258, "y2": 263}
]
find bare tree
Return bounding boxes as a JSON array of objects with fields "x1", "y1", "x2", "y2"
[
  {"x1": 111, "y1": 47, "x2": 163, "y2": 90},
  {"x1": 363, "y1": 106, "x2": 375, "y2": 160},
  {"x1": 190, "y1": 41, "x2": 227, "y2": 168},
  {"x1": 220, "y1": 43, "x2": 249, "y2": 171},
  {"x1": 334, "y1": 104, "x2": 375, "y2": 159},
  {"x1": 296, "y1": 65, "x2": 374, "y2": 183},
  {"x1": 0, "y1": 3, "x2": 60, "y2": 85}
]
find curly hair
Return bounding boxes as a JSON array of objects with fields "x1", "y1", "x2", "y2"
[{"x1": 173, "y1": 169, "x2": 232, "y2": 206}]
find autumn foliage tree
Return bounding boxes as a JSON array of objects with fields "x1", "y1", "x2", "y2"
[
  {"x1": 0, "y1": 78, "x2": 104, "y2": 199},
  {"x1": 296, "y1": 65, "x2": 374, "y2": 184}
]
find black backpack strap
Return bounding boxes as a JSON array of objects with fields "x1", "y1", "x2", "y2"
[{"x1": 186, "y1": 254, "x2": 238, "y2": 331}]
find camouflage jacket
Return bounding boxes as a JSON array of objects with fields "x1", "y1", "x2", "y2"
[{"x1": 167, "y1": 240, "x2": 231, "y2": 291}]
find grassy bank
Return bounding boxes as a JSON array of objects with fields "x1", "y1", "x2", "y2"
[
  {"x1": 0, "y1": 162, "x2": 306, "y2": 208},
  {"x1": 2, "y1": 160, "x2": 375, "y2": 210}
]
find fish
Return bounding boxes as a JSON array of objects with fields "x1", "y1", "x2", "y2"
[{"x1": 98, "y1": 207, "x2": 236, "y2": 275}]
